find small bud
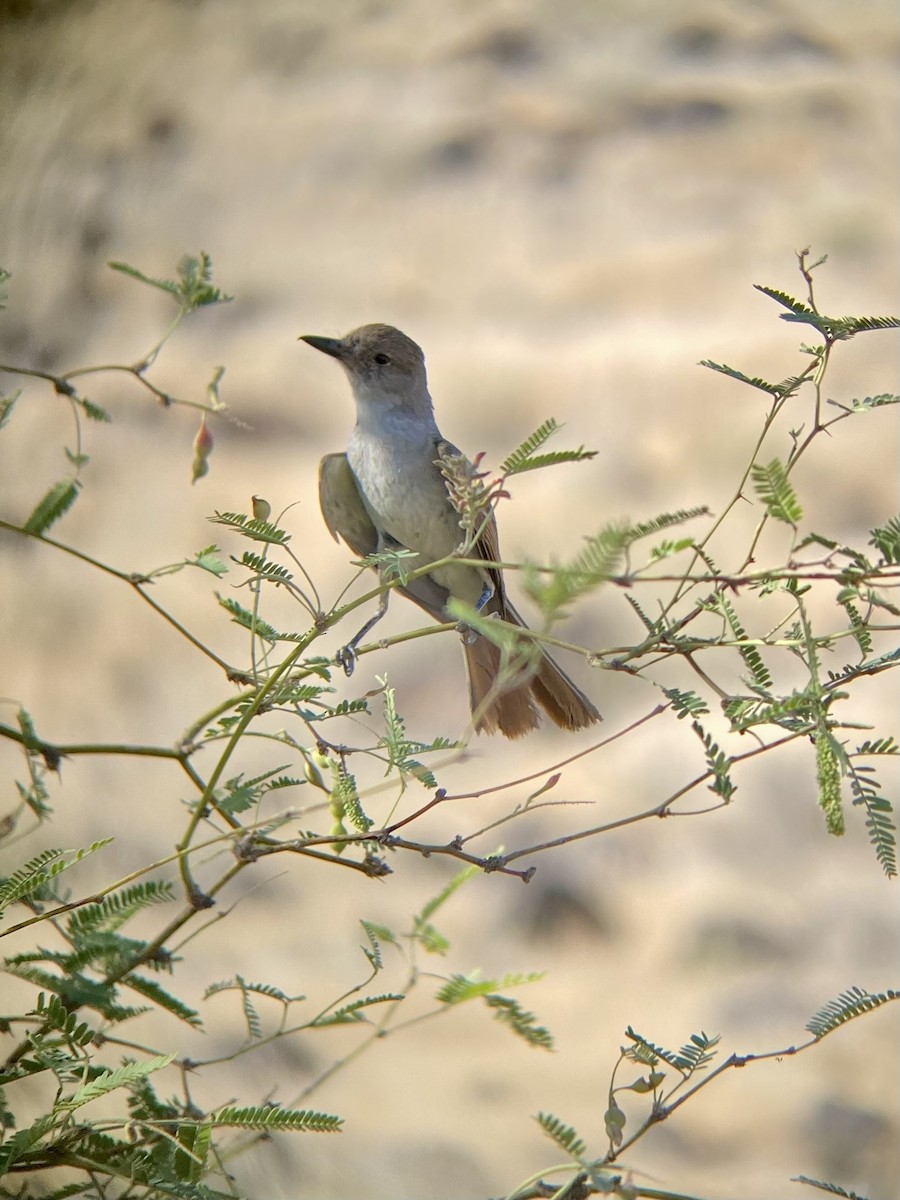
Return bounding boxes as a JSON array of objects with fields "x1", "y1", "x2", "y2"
[
  {"x1": 251, "y1": 495, "x2": 272, "y2": 522},
  {"x1": 191, "y1": 414, "x2": 214, "y2": 484},
  {"x1": 302, "y1": 753, "x2": 327, "y2": 791}
]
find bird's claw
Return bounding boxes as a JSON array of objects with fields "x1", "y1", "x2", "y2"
[
  {"x1": 336, "y1": 645, "x2": 357, "y2": 677},
  {"x1": 456, "y1": 621, "x2": 477, "y2": 646}
]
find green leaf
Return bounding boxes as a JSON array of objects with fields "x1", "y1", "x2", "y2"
[
  {"x1": 869, "y1": 516, "x2": 900, "y2": 564},
  {"x1": 0, "y1": 390, "x2": 20, "y2": 429},
  {"x1": 753, "y1": 284, "x2": 816, "y2": 316},
  {"x1": 663, "y1": 687, "x2": 710, "y2": 719},
  {"x1": 123, "y1": 975, "x2": 202, "y2": 1028},
  {"x1": 215, "y1": 593, "x2": 281, "y2": 643},
  {"x1": 625, "y1": 1026, "x2": 719, "y2": 1074},
  {"x1": 62, "y1": 1055, "x2": 174, "y2": 1109},
  {"x1": 524, "y1": 522, "x2": 629, "y2": 617},
  {"x1": 34, "y1": 992, "x2": 96, "y2": 1047},
  {"x1": 699, "y1": 360, "x2": 807, "y2": 399},
  {"x1": 109, "y1": 252, "x2": 232, "y2": 311},
  {"x1": 847, "y1": 754, "x2": 896, "y2": 878},
  {"x1": 109, "y1": 259, "x2": 182, "y2": 296},
  {"x1": 414, "y1": 921, "x2": 450, "y2": 955},
  {"x1": 78, "y1": 396, "x2": 112, "y2": 422},
  {"x1": 193, "y1": 545, "x2": 228, "y2": 576},
  {"x1": 0, "y1": 840, "x2": 113, "y2": 913},
  {"x1": 500, "y1": 417, "x2": 597, "y2": 475},
  {"x1": 805, "y1": 986, "x2": 899, "y2": 1039},
  {"x1": 692, "y1": 721, "x2": 737, "y2": 803},
  {"x1": 312, "y1": 993, "x2": 402, "y2": 1026},
  {"x1": 209, "y1": 511, "x2": 290, "y2": 545},
  {"x1": 436, "y1": 971, "x2": 544, "y2": 1005},
  {"x1": 536, "y1": 1112, "x2": 586, "y2": 1159},
  {"x1": 23, "y1": 479, "x2": 81, "y2": 534},
  {"x1": 238, "y1": 550, "x2": 293, "y2": 583},
  {"x1": 626, "y1": 507, "x2": 711, "y2": 543},
  {"x1": 0, "y1": 1114, "x2": 57, "y2": 1176},
  {"x1": 67, "y1": 881, "x2": 175, "y2": 936},
  {"x1": 793, "y1": 1175, "x2": 871, "y2": 1199},
  {"x1": 417, "y1": 865, "x2": 479, "y2": 924},
  {"x1": 751, "y1": 458, "x2": 803, "y2": 526},
  {"x1": 209, "y1": 1105, "x2": 342, "y2": 1132},
  {"x1": 830, "y1": 392, "x2": 899, "y2": 414},
  {"x1": 360, "y1": 920, "x2": 396, "y2": 970},
  {"x1": 484, "y1": 995, "x2": 553, "y2": 1049}
]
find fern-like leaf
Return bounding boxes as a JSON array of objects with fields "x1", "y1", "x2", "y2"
[
  {"x1": 699, "y1": 359, "x2": 806, "y2": 399},
  {"x1": 663, "y1": 687, "x2": 710, "y2": 719},
  {"x1": 839, "y1": 596, "x2": 873, "y2": 657},
  {"x1": 793, "y1": 1176, "x2": 870, "y2": 1200},
  {"x1": 417, "y1": 865, "x2": 480, "y2": 925},
  {"x1": 626, "y1": 506, "x2": 711, "y2": 543},
  {"x1": 209, "y1": 1105, "x2": 342, "y2": 1132},
  {"x1": 500, "y1": 418, "x2": 560, "y2": 471},
  {"x1": 123, "y1": 975, "x2": 203, "y2": 1028},
  {"x1": 484, "y1": 995, "x2": 553, "y2": 1049},
  {"x1": 751, "y1": 458, "x2": 803, "y2": 526},
  {"x1": 109, "y1": 252, "x2": 232, "y2": 311},
  {"x1": 869, "y1": 516, "x2": 900, "y2": 564},
  {"x1": 829, "y1": 392, "x2": 899, "y2": 414},
  {"x1": 209, "y1": 511, "x2": 290, "y2": 545},
  {"x1": 312, "y1": 993, "x2": 403, "y2": 1026},
  {"x1": 625, "y1": 1027, "x2": 719, "y2": 1074},
  {"x1": 500, "y1": 418, "x2": 596, "y2": 475},
  {"x1": 847, "y1": 756, "x2": 896, "y2": 878},
  {"x1": 855, "y1": 737, "x2": 898, "y2": 755},
  {"x1": 535, "y1": 1112, "x2": 587, "y2": 1159},
  {"x1": 753, "y1": 284, "x2": 816, "y2": 316},
  {"x1": 436, "y1": 971, "x2": 544, "y2": 1005},
  {"x1": 826, "y1": 314, "x2": 900, "y2": 337},
  {"x1": 715, "y1": 594, "x2": 774, "y2": 689},
  {"x1": 692, "y1": 722, "x2": 737, "y2": 802},
  {"x1": 62, "y1": 1055, "x2": 175, "y2": 1110},
  {"x1": 34, "y1": 992, "x2": 96, "y2": 1047},
  {"x1": 68, "y1": 881, "x2": 175, "y2": 935},
  {"x1": 23, "y1": 479, "x2": 81, "y2": 535},
  {"x1": 0, "y1": 840, "x2": 113, "y2": 912},
  {"x1": 215, "y1": 593, "x2": 281, "y2": 642},
  {"x1": 359, "y1": 920, "x2": 396, "y2": 970},
  {"x1": 805, "y1": 986, "x2": 899, "y2": 1038},
  {"x1": 524, "y1": 522, "x2": 629, "y2": 617},
  {"x1": 238, "y1": 551, "x2": 294, "y2": 583}
]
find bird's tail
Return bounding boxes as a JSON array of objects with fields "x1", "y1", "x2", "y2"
[{"x1": 463, "y1": 602, "x2": 601, "y2": 739}]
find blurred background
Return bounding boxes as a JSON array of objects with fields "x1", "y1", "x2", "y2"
[{"x1": 1, "y1": 1, "x2": 898, "y2": 1197}]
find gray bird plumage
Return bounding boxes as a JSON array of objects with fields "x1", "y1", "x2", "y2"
[{"x1": 303, "y1": 323, "x2": 601, "y2": 738}]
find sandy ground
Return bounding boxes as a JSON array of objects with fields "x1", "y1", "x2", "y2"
[{"x1": 1, "y1": 1, "x2": 899, "y2": 1198}]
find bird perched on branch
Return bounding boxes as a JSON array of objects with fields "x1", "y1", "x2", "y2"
[{"x1": 301, "y1": 323, "x2": 600, "y2": 738}]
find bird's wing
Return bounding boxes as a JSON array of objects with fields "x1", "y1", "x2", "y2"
[
  {"x1": 319, "y1": 452, "x2": 379, "y2": 557},
  {"x1": 319, "y1": 452, "x2": 450, "y2": 621}
]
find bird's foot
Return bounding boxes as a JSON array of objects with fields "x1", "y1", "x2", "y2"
[
  {"x1": 456, "y1": 621, "x2": 477, "y2": 646},
  {"x1": 335, "y1": 645, "x2": 358, "y2": 677}
]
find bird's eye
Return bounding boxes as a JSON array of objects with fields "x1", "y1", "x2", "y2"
[{"x1": 373, "y1": 352, "x2": 391, "y2": 366}]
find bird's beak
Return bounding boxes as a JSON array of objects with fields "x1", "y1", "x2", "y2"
[{"x1": 299, "y1": 334, "x2": 346, "y2": 360}]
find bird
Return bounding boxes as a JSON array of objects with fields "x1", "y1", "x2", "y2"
[{"x1": 300, "y1": 323, "x2": 601, "y2": 739}]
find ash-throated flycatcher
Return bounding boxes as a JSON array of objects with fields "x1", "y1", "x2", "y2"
[{"x1": 301, "y1": 323, "x2": 600, "y2": 738}]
